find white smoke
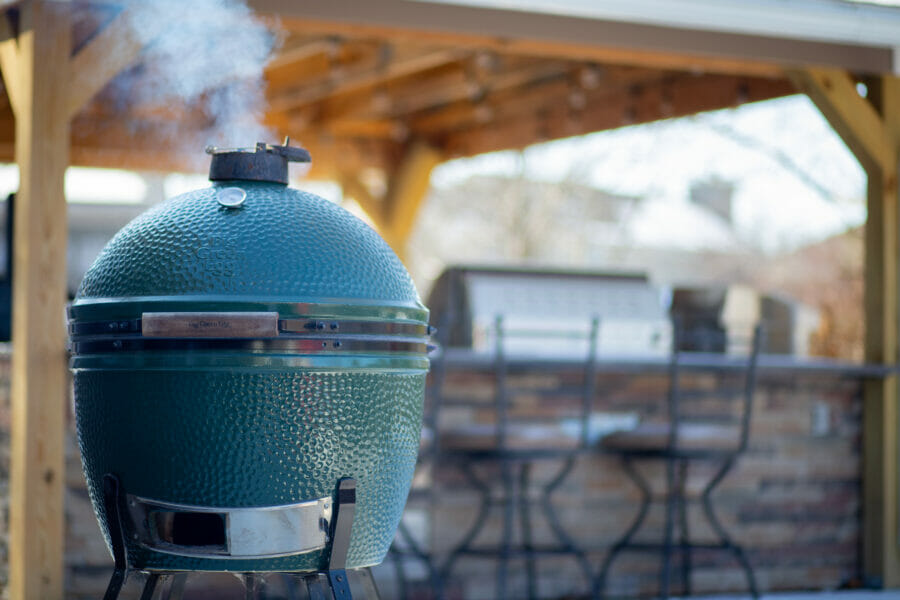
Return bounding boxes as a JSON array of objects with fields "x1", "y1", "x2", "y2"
[{"x1": 111, "y1": 0, "x2": 279, "y2": 164}]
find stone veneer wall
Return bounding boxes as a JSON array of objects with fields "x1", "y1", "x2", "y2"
[
  {"x1": 0, "y1": 351, "x2": 868, "y2": 598},
  {"x1": 420, "y1": 361, "x2": 864, "y2": 599}
]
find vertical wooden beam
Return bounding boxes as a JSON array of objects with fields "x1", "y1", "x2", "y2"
[
  {"x1": 339, "y1": 141, "x2": 442, "y2": 261},
  {"x1": 2, "y1": 2, "x2": 71, "y2": 599},
  {"x1": 866, "y1": 75, "x2": 900, "y2": 588},
  {"x1": 381, "y1": 141, "x2": 442, "y2": 260},
  {"x1": 791, "y1": 67, "x2": 900, "y2": 587}
]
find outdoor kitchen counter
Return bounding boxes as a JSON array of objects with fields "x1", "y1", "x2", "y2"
[
  {"x1": 426, "y1": 349, "x2": 871, "y2": 598},
  {"x1": 438, "y1": 346, "x2": 891, "y2": 378}
]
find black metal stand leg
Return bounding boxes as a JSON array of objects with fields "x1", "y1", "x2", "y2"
[
  {"x1": 140, "y1": 573, "x2": 162, "y2": 600},
  {"x1": 541, "y1": 457, "x2": 595, "y2": 596},
  {"x1": 596, "y1": 457, "x2": 653, "y2": 599},
  {"x1": 328, "y1": 477, "x2": 358, "y2": 600},
  {"x1": 102, "y1": 474, "x2": 128, "y2": 600},
  {"x1": 701, "y1": 458, "x2": 758, "y2": 599},
  {"x1": 439, "y1": 460, "x2": 492, "y2": 596},
  {"x1": 518, "y1": 463, "x2": 537, "y2": 600},
  {"x1": 677, "y1": 460, "x2": 692, "y2": 596}
]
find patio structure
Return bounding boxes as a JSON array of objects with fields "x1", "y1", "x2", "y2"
[{"x1": 0, "y1": 0, "x2": 898, "y2": 597}]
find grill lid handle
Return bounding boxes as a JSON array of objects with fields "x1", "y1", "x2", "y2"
[{"x1": 206, "y1": 139, "x2": 311, "y2": 185}]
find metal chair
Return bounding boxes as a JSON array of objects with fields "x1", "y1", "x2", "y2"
[
  {"x1": 437, "y1": 315, "x2": 599, "y2": 600},
  {"x1": 596, "y1": 324, "x2": 763, "y2": 599}
]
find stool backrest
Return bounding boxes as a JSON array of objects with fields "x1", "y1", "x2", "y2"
[
  {"x1": 666, "y1": 323, "x2": 763, "y2": 455},
  {"x1": 492, "y1": 315, "x2": 601, "y2": 450}
]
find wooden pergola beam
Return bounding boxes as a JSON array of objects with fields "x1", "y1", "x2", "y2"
[
  {"x1": 792, "y1": 67, "x2": 900, "y2": 587},
  {"x1": 0, "y1": 2, "x2": 156, "y2": 596},
  {"x1": 339, "y1": 140, "x2": 442, "y2": 260},
  {"x1": 382, "y1": 140, "x2": 442, "y2": 252},
  {"x1": 1, "y1": 2, "x2": 71, "y2": 597},
  {"x1": 65, "y1": 6, "x2": 143, "y2": 119},
  {"x1": 788, "y1": 68, "x2": 896, "y2": 174}
]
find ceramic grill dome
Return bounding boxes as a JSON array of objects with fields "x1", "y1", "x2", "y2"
[{"x1": 68, "y1": 142, "x2": 430, "y2": 574}]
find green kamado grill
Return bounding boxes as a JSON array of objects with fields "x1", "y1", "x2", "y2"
[{"x1": 68, "y1": 142, "x2": 431, "y2": 599}]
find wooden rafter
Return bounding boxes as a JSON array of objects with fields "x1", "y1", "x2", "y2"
[
  {"x1": 322, "y1": 58, "x2": 575, "y2": 123},
  {"x1": 266, "y1": 35, "x2": 338, "y2": 71},
  {"x1": 269, "y1": 44, "x2": 464, "y2": 113},
  {"x1": 66, "y1": 5, "x2": 149, "y2": 119},
  {"x1": 428, "y1": 73, "x2": 793, "y2": 157}
]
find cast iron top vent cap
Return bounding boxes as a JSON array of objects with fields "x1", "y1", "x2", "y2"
[{"x1": 206, "y1": 139, "x2": 311, "y2": 185}]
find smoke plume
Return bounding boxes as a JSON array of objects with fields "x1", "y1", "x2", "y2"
[{"x1": 112, "y1": 0, "x2": 279, "y2": 164}]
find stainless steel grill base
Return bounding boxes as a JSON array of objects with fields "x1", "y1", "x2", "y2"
[{"x1": 102, "y1": 474, "x2": 377, "y2": 600}]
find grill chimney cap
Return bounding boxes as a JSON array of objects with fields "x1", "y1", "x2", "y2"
[{"x1": 206, "y1": 140, "x2": 311, "y2": 185}]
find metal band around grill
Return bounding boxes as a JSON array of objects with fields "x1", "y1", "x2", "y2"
[
  {"x1": 126, "y1": 495, "x2": 332, "y2": 559},
  {"x1": 68, "y1": 312, "x2": 433, "y2": 355},
  {"x1": 68, "y1": 314, "x2": 430, "y2": 339}
]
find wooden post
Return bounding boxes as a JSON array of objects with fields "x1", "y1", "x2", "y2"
[
  {"x1": 0, "y1": 2, "x2": 72, "y2": 598},
  {"x1": 790, "y1": 67, "x2": 900, "y2": 587},
  {"x1": 340, "y1": 141, "x2": 442, "y2": 261},
  {"x1": 0, "y1": 2, "x2": 149, "y2": 596}
]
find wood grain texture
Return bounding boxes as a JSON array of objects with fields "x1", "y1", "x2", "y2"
[
  {"x1": 5, "y1": 2, "x2": 70, "y2": 598},
  {"x1": 800, "y1": 71, "x2": 900, "y2": 587}
]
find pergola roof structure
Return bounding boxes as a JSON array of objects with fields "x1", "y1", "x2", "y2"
[{"x1": 1, "y1": 1, "x2": 899, "y2": 597}]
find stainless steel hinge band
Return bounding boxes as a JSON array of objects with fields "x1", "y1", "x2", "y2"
[
  {"x1": 68, "y1": 312, "x2": 434, "y2": 355},
  {"x1": 69, "y1": 314, "x2": 430, "y2": 339},
  {"x1": 126, "y1": 494, "x2": 333, "y2": 559}
]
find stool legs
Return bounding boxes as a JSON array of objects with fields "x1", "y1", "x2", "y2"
[
  {"x1": 597, "y1": 456, "x2": 758, "y2": 599},
  {"x1": 439, "y1": 460, "x2": 493, "y2": 598},
  {"x1": 701, "y1": 458, "x2": 758, "y2": 599},
  {"x1": 518, "y1": 463, "x2": 537, "y2": 599},
  {"x1": 660, "y1": 456, "x2": 678, "y2": 597},
  {"x1": 441, "y1": 458, "x2": 593, "y2": 599},
  {"x1": 677, "y1": 460, "x2": 692, "y2": 597},
  {"x1": 596, "y1": 456, "x2": 653, "y2": 597},
  {"x1": 541, "y1": 457, "x2": 595, "y2": 596}
]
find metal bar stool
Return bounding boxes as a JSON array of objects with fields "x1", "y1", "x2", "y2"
[
  {"x1": 596, "y1": 325, "x2": 763, "y2": 599},
  {"x1": 438, "y1": 316, "x2": 599, "y2": 599}
]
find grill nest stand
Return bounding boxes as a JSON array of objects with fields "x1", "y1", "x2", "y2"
[{"x1": 101, "y1": 474, "x2": 377, "y2": 600}]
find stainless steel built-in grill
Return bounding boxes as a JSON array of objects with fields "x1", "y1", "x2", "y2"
[{"x1": 427, "y1": 266, "x2": 672, "y2": 357}]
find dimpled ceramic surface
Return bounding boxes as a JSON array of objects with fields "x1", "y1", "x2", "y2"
[
  {"x1": 69, "y1": 180, "x2": 429, "y2": 572},
  {"x1": 74, "y1": 368, "x2": 425, "y2": 571},
  {"x1": 76, "y1": 181, "x2": 420, "y2": 303}
]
